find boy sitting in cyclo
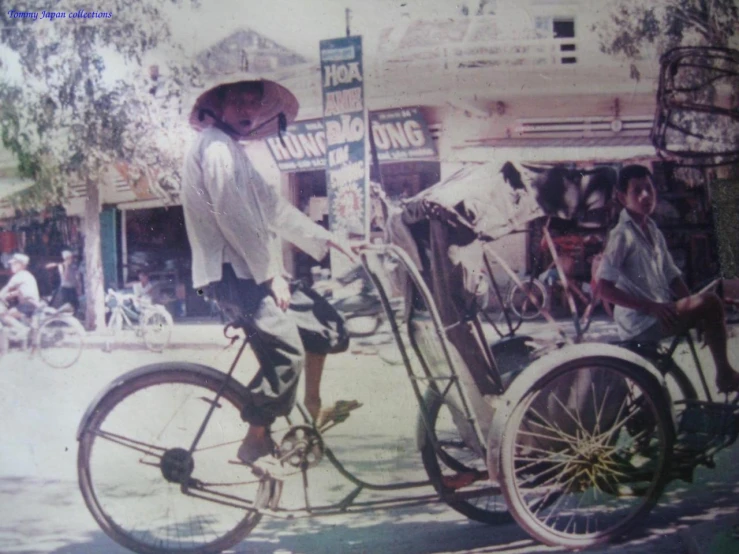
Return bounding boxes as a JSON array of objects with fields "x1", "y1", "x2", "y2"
[{"x1": 596, "y1": 164, "x2": 739, "y2": 394}]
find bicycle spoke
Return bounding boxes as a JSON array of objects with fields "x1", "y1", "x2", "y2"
[{"x1": 88, "y1": 428, "x2": 165, "y2": 459}]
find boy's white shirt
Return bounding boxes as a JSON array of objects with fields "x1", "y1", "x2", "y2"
[{"x1": 597, "y1": 208, "x2": 682, "y2": 340}]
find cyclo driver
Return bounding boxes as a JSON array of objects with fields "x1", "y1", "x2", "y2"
[{"x1": 182, "y1": 75, "x2": 358, "y2": 466}]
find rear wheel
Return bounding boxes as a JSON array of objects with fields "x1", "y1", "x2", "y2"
[
  {"x1": 497, "y1": 358, "x2": 674, "y2": 548},
  {"x1": 78, "y1": 367, "x2": 274, "y2": 554},
  {"x1": 36, "y1": 316, "x2": 84, "y2": 368},
  {"x1": 420, "y1": 389, "x2": 510, "y2": 524}
]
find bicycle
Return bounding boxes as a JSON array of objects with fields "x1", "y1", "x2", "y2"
[
  {"x1": 0, "y1": 299, "x2": 85, "y2": 368},
  {"x1": 77, "y1": 236, "x2": 705, "y2": 553},
  {"x1": 103, "y1": 289, "x2": 174, "y2": 353}
]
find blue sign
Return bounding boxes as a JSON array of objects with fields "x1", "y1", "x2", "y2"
[{"x1": 320, "y1": 35, "x2": 368, "y2": 240}]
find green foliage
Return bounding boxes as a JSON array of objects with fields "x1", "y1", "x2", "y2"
[
  {"x1": 598, "y1": 0, "x2": 739, "y2": 68},
  {"x1": 0, "y1": 0, "x2": 200, "y2": 211},
  {"x1": 597, "y1": 0, "x2": 739, "y2": 165}
]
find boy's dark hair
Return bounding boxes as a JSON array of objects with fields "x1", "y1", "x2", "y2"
[{"x1": 617, "y1": 164, "x2": 653, "y2": 194}]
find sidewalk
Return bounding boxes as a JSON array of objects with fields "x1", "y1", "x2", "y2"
[{"x1": 84, "y1": 320, "x2": 232, "y2": 350}]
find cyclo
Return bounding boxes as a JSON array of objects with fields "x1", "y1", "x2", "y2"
[
  {"x1": 75, "y1": 156, "x2": 737, "y2": 553},
  {"x1": 76, "y1": 45, "x2": 739, "y2": 552}
]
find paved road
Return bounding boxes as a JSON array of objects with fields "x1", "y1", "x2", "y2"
[{"x1": 0, "y1": 322, "x2": 737, "y2": 554}]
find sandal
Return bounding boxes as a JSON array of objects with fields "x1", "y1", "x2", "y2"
[{"x1": 315, "y1": 400, "x2": 363, "y2": 429}]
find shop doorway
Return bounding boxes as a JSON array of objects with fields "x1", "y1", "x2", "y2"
[{"x1": 124, "y1": 206, "x2": 215, "y2": 319}]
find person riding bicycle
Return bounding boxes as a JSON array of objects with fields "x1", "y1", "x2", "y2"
[
  {"x1": 596, "y1": 164, "x2": 739, "y2": 394},
  {"x1": 0, "y1": 253, "x2": 40, "y2": 340},
  {"x1": 182, "y1": 75, "x2": 357, "y2": 465}
]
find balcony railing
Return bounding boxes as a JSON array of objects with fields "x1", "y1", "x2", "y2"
[{"x1": 376, "y1": 37, "x2": 580, "y2": 76}]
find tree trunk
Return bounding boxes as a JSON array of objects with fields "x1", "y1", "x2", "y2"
[{"x1": 84, "y1": 176, "x2": 106, "y2": 331}]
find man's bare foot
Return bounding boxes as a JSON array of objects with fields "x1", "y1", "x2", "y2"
[
  {"x1": 716, "y1": 369, "x2": 739, "y2": 394},
  {"x1": 237, "y1": 426, "x2": 275, "y2": 464},
  {"x1": 314, "y1": 400, "x2": 363, "y2": 428}
]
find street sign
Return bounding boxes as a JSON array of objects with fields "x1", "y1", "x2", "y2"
[{"x1": 320, "y1": 35, "x2": 368, "y2": 241}]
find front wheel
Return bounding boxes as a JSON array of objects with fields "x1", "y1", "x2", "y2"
[
  {"x1": 36, "y1": 316, "x2": 84, "y2": 368},
  {"x1": 77, "y1": 366, "x2": 274, "y2": 554},
  {"x1": 419, "y1": 389, "x2": 510, "y2": 524},
  {"x1": 141, "y1": 306, "x2": 173, "y2": 352},
  {"x1": 496, "y1": 358, "x2": 674, "y2": 549}
]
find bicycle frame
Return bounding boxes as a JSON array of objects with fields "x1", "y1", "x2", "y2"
[{"x1": 155, "y1": 241, "x2": 503, "y2": 518}]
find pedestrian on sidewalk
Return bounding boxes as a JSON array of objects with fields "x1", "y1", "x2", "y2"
[
  {"x1": 45, "y1": 250, "x2": 80, "y2": 313},
  {"x1": 182, "y1": 75, "x2": 358, "y2": 465}
]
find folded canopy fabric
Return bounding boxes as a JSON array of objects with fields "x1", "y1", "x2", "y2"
[{"x1": 401, "y1": 162, "x2": 617, "y2": 241}]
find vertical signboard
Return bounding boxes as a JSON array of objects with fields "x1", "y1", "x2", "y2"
[{"x1": 319, "y1": 35, "x2": 368, "y2": 240}]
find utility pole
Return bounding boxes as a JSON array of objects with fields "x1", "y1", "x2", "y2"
[{"x1": 345, "y1": 8, "x2": 351, "y2": 37}]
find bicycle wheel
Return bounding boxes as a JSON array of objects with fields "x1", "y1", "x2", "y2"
[
  {"x1": 142, "y1": 307, "x2": 173, "y2": 352},
  {"x1": 497, "y1": 357, "x2": 674, "y2": 548},
  {"x1": 36, "y1": 316, "x2": 84, "y2": 368},
  {"x1": 420, "y1": 389, "x2": 510, "y2": 524},
  {"x1": 508, "y1": 279, "x2": 547, "y2": 320},
  {"x1": 78, "y1": 366, "x2": 274, "y2": 554},
  {"x1": 343, "y1": 314, "x2": 383, "y2": 338}
]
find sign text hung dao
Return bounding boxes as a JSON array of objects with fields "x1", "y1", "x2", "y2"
[{"x1": 265, "y1": 108, "x2": 437, "y2": 172}]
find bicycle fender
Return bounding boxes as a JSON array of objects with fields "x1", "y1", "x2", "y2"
[
  {"x1": 76, "y1": 362, "x2": 251, "y2": 441},
  {"x1": 485, "y1": 343, "x2": 667, "y2": 482}
]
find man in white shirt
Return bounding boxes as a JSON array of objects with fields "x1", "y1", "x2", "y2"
[
  {"x1": 182, "y1": 77, "x2": 354, "y2": 464},
  {"x1": 0, "y1": 253, "x2": 40, "y2": 336}
]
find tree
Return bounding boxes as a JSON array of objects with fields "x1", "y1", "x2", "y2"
[
  {"x1": 597, "y1": 0, "x2": 739, "y2": 276},
  {"x1": 596, "y1": 0, "x2": 739, "y2": 163},
  {"x1": 597, "y1": 0, "x2": 738, "y2": 81},
  {"x1": 0, "y1": 0, "x2": 198, "y2": 330}
]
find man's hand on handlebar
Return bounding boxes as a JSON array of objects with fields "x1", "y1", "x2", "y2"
[{"x1": 327, "y1": 239, "x2": 359, "y2": 265}]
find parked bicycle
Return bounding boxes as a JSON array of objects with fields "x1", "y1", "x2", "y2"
[
  {"x1": 317, "y1": 263, "x2": 405, "y2": 338},
  {"x1": 103, "y1": 289, "x2": 173, "y2": 352},
  {"x1": 0, "y1": 299, "x2": 84, "y2": 368}
]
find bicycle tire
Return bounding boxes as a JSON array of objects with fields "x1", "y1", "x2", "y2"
[
  {"x1": 343, "y1": 314, "x2": 383, "y2": 338},
  {"x1": 419, "y1": 389, "x2": 511, "y2": 524},
  {"x1": 78, "y1": 365, "x2": 274, "y2": 554},
  {"x1": 508, "y1": 279, "x2": 547, "y2": 321},
  {"x1": 142, "y1": 306, "x2": 173, "y2": 352},
  {"x1": 496, "y1": 356, "x2": 674, "y2": 549},
  {"x1": 36, "y1": 316, "x2": 84, "y2": 368}
]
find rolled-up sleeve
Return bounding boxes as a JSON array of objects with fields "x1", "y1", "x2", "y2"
[
  {"x1": 596, "y1": 229, "x2": 628, "y2": 283},
  {"x1": 249, "y1": 164, "x2": 332, "y2": 263},
  {"x1": 274, "y1": 200, "x2": 332, "y2": 261},
  {"x1": 658, "y1": 232, "x2": 682, "y2": 284}
]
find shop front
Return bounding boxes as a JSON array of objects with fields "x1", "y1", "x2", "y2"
[
  {"x1": 265, "y1": 106, "x2": 440, "y2": 281},
  {"x1": 0, "y1": 208, "x2": 83, "y2": 299},
  {"x1": 121, "y1": 205, "x2": 216, "y2": 319}
]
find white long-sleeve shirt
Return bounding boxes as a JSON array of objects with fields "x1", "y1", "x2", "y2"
[{"x1": 182, "y1": 127, "x2": 332, "y2": 288}]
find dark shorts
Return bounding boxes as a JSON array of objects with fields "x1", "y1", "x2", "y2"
[
  {"x1": 288, "y1": 282, "x2": 350, "y2": 355},
  {"x1": 207, "y1": 267, "x2": 349, "y2": 356},
  {"x1": 206, "y1": 265, "x2": 305, "y2": 426},
  {"x1": 630, "y1": 322, "x2": 672, "y2": 343}
]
